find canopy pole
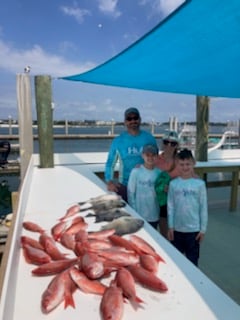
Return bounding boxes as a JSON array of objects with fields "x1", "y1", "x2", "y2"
[
  {"x1": 35, "y1": 75, "x2": 54, "y2": 168},
  {"x1": 195, "y1": 96, "x2": 209, "y2": 161}
]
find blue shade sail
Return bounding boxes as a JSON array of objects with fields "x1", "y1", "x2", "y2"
[{"x1": 61, "y1": 0, "x2": 240, "y2": 98}]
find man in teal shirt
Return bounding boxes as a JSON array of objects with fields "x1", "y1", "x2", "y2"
[{"x1": 105, "y1": 107, "x2": 157, "y2": 202}]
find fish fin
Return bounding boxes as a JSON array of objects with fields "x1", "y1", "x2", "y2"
[
  {"x1": 85, "y1": 212, "x2": 96, "y2": 217},
  {"x1": 154, "y1": 254, "x2": 165, "y2": 263},
  {"x1": 64, "y1": 292, "x2": 75, "y2": 309},
  {"x1": 134, "y1": 296, "x2": 144, "y2": 304},
  {"x1": 129, "y1": 297, "x2": 145, "y2": 310}
]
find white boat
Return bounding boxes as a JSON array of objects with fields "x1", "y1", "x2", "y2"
[
  {"x1": 177, "y1": 123, "x2": 240, "y2": 160},
  {"x1": 0, "y1": 152, "x2": 239, "y2": 320}
]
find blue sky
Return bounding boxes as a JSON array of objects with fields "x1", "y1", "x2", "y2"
[{"x1": 0, "y1": 0, "x2": 239, "y2": 123}]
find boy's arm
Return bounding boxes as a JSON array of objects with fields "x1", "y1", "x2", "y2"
[
  {"x1": 167, "y1": 182, "x2": 175, "y2": 230},
  {"x1": 199, "y1": 182, "x2": 208, "y2": 233}
]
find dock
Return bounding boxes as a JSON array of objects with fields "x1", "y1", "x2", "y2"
[
  {"x1": 0, "y1": 160, "x2": 20, "y2": 177},
  {"x1": 0, "y1": 133, "x2": 228, "y2": 141}
]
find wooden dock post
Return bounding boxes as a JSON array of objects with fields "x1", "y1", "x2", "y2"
[
  {"x1": 16, "y1": 74, "x2": 34, "y2": 181},
  {"x1": 195, "y1": 96, "x2": 209, "y2": 161},
  {"x1": 35, "y1": 75, "x2": 54, "y2": 168}
]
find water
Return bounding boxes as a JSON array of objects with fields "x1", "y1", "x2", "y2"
[{"x1": 0, "y1": 124, "x2": 235, "y2": 216}]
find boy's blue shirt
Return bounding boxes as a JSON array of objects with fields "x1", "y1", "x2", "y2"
[
  {"x1": 104, "y1": 130, "x2": 157, "y2": 186},
  {"x1": 128, "y1": 165, "x2": 161, "y2": 222},
  {"x1": 168, "y1": 177, "x2": 208, "y2": 233}
]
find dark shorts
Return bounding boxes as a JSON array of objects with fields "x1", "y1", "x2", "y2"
[
  {"x1": 160, "y1": 204, "x2": 168, "y2": 218},
  {"x1": 116, "y1": 183, "x2": 128, "y2": 203},
  {"x1": 172, "y1": 231, "x2": 200, "y2": 266},
  {"x1": 148, "y1": 220, "x2": 159, "y2": 230}
]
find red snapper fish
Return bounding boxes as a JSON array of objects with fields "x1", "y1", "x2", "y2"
[
  {"x1": 108, "y1": 234, "x2": 142, "y2": 254},
  {"x1": 22, "y1": 244, "x2": 52, "y2": 265},
  {"x1": 60, "y1": 233, "x2": 76, "y2": 250},
  {"x1": 41, "y1": 268, "x2": 76, "y2": 314},
  {"x1": 96, "y1": 248, "x2": 139, "y2": 267},
  {"x1": 100, "y1": 282, "x2": 124, "y2": 320},
  {"x1": 130, "y1": 235, "x2": 165, "y2": 263},
  {"x1": 64, "y1": 220, "x2": 88, "y2": 236},
  {"x1": 69, "y1": 267, "x2": 107, "y2": 295},
  {"x1": 32, "y1": 258, "x2": 78, "y2": 276},
  {"x1": 75, "y1": 229, "x2": 88, "y2": 242},
  {"x1": 115, "y1": 267, "x2": 144, "y2": 307},
  {"x1": 127, "y1": 265, "x2": 168, "y2": 292},
  {"x1": 81, "y1": 251, "x2": 106, "y2": 279},
  {"x1": 39, "y1": 233, "x2": 67, "y2": 260},
  {"x1": 87, "y1": 228, "x2": 116, "y2": 240},
  {"x1": 22, "y1": 221, "x2": 45, "y2": 234},
  {"x1": 51, "y1": 220, "x2": 72, "y2": 241},
  {"x1": 59, "y1": 204, "x2": 81, "y2": 221},
  {"x1": 139, "y1": 253, "x2": 159, "y2": 274},
  {"x1": 21, "y1": 235, "x2": 44, "y2": 250}
]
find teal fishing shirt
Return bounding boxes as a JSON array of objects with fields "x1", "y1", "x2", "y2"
[
  {"x1": 104, "y1": 130, "x2": 157, "y2": 186},
  {"x1": 155, "y1": 171, "x2": 171, "y2": 206},
  {"x1": 168, "y1": 177, "x2": 208, "y2": 233},
  {"x1": 128, "y1": 165, "x2": 161, "y2": 222}
]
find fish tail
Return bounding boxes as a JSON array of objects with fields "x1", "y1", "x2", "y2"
[
  {"x1": 64, "y1": 293, "x2": 75, "y2": 309},
  {"x1": 78, "y1": 207, "x2": 89, "y2": 212},
  {"x1": 135, "y1": 295, "x2": 144, "y2": 304},
  {"x1": 85, "y1": 212, "x2": 95, "y2": 217},
  {"x1": 128, "y1": 296, "x2": 145, "y2": 311},
  {"x1": 155, "y1": 254, "x2": 165, "y2": 263}
]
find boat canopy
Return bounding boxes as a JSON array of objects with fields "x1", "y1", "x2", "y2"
[{"x1": 61, "y1": 0, "x2": 240, "y2": 98}]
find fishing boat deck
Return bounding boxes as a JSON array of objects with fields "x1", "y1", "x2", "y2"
[{"x1": 1, "y1": 190, "x2": 239, "y2": 305}]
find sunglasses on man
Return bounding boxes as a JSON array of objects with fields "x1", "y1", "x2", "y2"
[
  {"x1": 163, "y1": 139, "x2": 178, "y2": 147},
  {"x1": 126, "y1": 115, "x2": 140, "y2": 121}
]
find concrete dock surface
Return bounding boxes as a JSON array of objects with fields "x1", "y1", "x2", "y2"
[{"x1": 199, "y1": 186, "x2": 240, "y2": 305}]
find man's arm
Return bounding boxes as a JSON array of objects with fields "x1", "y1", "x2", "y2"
[{"x1": 105, "y1": 140, "x2": 119, "y2": 190}]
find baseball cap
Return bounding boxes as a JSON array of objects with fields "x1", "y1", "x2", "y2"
[
  {"x1": 124, "y1": 107, "x2": 140, "y2": 119},
  {"x1": 162, "y1": 130, "x2": 179, "y2": 143},
  {"x1": 142, "y1": 144, "x2": 159, "y2": 155}
]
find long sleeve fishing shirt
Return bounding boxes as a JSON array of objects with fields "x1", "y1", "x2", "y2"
[
  {"x1": 127, "y1": 164, "x2": 161, "y2": 222},
  {"x1": 168, "y1": 177, "x2": 208, "y2": 233},
  {"x1": 104, "y1": 130, "x2": 157, "y2": 186}
]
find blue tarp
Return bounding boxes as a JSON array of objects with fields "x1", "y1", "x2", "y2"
[{"x1": 61, "y1": 0, "x2": 240, "y2": 98}]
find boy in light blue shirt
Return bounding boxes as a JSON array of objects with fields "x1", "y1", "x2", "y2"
[
  {"x1": 168, "y1": 149, "x2": 208, "y2": 266},
  {"x1": 127, "y1": 144, "x2": 161, "y2": 229}
]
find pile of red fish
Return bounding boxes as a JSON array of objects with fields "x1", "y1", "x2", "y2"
[{"x1": 21, "y1": 203, "x2": 168, "y2": 319}]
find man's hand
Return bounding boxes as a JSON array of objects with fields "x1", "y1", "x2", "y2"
[
  {"x1": 168, "y1": 228, "x2": 174, "y2": 241},
  {"x1": 106, "y1": 181, "x2": 119, "y2": 193}
]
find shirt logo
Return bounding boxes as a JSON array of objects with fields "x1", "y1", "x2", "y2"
[{"x1": 127, "y1": 146, "x2": 141, "y2": 154}]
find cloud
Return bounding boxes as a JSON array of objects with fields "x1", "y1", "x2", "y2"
[
  {"x1": 60, "y1": 5, "x2": 91, "y2": 24},
  {"x1": 0, "y1": 39, "x2": 95, "y2": 77},
  {"x1": 139, "y1": 0, "x2": 185, "y2": 16},
  {"x1": 97, "y1": 0, "x2": 121, "y2": 18}
]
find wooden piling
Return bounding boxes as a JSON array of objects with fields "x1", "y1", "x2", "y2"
[
  {"x1": 34, "y1": 75, "x2": 54, "y2": 168},
  {"x1": 195, "y1": 96, "x2": 209, "y2": 161}
]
